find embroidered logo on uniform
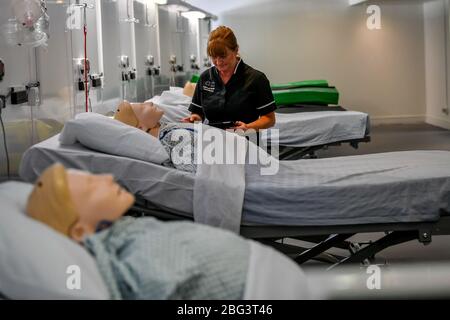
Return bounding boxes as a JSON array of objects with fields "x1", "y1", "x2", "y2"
[{"x1": 203, "y1": 81, "x2": 215, "y2": 93}]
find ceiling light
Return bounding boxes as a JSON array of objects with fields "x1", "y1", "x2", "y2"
[
  {"x1": 167, "y1": 4, "x2": 189, "y2": 12},
  {"x1": 181, "y1": 11, "x2": 206, "y2": 19}
]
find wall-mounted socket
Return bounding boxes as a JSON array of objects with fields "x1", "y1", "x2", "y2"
[
  {"x1": 0, "y1": 95, "x2": 6, "y2": 109},
  {"x1": 129, "y1": 69, "x2": 137, "y2": 80},
  {"x1": 203, "y1": 57, "x2": 211, "y2": 68},
  {"x1": 190, "y1": 55, "x2": 199, "y2": 71},
  {"x1": 0, "y1": 58, "x2": 4, "y2": 82},
  {"x1": 90, "y1": 73, "x2": 103, "y2": 88},
  {"x1": 10, "y1": 86, "x2": 28, "y2": 105},
  {"x1": 147, "y1": 66, "x2": 160, "y2": 76}
]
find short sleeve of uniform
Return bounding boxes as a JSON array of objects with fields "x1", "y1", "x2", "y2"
[
  {"x1": 254, "y1": 74, "x2": 276, "y2": 116},
  {"x1": 188, "y1": 77, "x2": 205, "y2": 119}
]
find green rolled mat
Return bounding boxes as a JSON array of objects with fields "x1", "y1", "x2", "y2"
[
  {"x1": 273, "y1": 87, "x2": 340, "y2": 106},
  {"x1": 190, "y1": 74, "x2": 200, "y2": 83},
  {"x1": 271, "y1": 80, "x2": 329, "y2": 91}
]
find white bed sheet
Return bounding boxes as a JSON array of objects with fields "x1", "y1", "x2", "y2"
[
  {"x1": 149, "y1": 90, "x2": 369, "y2": 147},
  {"x1": 264, "y1": 111, "x2": 369, "y2": 147}
]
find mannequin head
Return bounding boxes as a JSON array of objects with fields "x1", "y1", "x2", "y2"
[
  {"x1": 183, "y1": 81, "x2": 196, "y2": 97},
  {"x1": 114, "y1": 100, "x2": 164, "y2": 132},
  {"x1": 27, "y1": 164, "x2": 135, "y2": 242}
]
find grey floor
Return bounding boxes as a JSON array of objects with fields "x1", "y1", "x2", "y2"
[
  {"x1": 289, "y1": 123, "x2": 450, "y2": 267},
  {"x1": 317, "y1": 123, "x2": 450, "y2": 157}
]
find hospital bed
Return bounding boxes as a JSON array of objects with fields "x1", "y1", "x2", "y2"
[
  {"x1": 151, "y1": 88, "x2": 371, "y2": 160},
  {"x1": 19, "y1": 129, "x2": 450, "y2": 269},
  {"x1": 270, "y1": 80, "x2": 369, "y2": 159},
  {"x1": 3, "y1": 175, "x2": 450, "y2": 299},
  {"x1": 0, "y1": 180, "x2": 309, "y2": 300}
]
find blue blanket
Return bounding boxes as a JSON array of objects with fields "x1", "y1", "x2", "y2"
[{"x1": 84, "y1": 217, "x2": 250, "y2": 299}]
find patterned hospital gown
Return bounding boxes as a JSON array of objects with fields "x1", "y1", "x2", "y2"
[
  {"x1": 84, "y1": 217, "x2": 250, "y2": 300},
  {"x1": 158, "y1": 122, "x2": 197, "y2": 173}
]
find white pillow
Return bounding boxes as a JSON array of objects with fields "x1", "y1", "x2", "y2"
[
  {"x1": 0, "y1": 181, "x2": 109, "y2": 299},
  {"x1": 59, "y1": 112, "x2": 169, "y2": 164},
  {"x1": 159, "y1": 89, "x2": 192, "y2": 106}
]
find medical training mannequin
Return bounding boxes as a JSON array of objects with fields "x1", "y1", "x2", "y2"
[
  {"x1": 114, "y1": 101, "x2": 197, "y2": 173},
  {"x1": 114, "y1": 101, "x2": 164, "y2": 138},
  {"x1": 26, "y1": 163, "x2": 135, "y2": 241},
  {"x1": 26, "y1": 164, "x2": 309, "y2": 300},
  {"x1": 183, "y1": 81, "x2": 196, "y2": 98}
]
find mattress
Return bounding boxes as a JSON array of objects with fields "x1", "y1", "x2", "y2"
[
  {"x1": 263, "y1": 111, "x2": 369, "y2": 147},
  {"x1": 275, "y1": 105, "x2": 347, "y2": 113},
  {"x1": 273, "y1": 87, "x2": 340, "y2": 106},
  {"x1": 20, "y1": 136, "x2": 450, "y2": 227},
  {"x1": 271, "y1": 80, "x2": 329, "y2": 91},
  {"x1": 244, "y1": 151, "x2": 450, "y2": 226},
  {"x1": 150, "y1": 89, "x2": 368, "y2": 147}
]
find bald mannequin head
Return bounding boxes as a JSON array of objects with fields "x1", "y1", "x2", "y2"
[
  {"x1": 114, "y1": 100, "x2": 164, "y2": 133},
  {"x1": 27, "y1": 164, "x2": 135, "y2": 242}
]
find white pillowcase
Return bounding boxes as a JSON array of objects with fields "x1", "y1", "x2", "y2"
[
  {"x1": 159, "y1": 89, "x2": 192, "y2": 106},
  {"x1": 0, "y1": 181, "x2": 109, "y2": 299},
  {"x1": 59, "y1": 112, "x2": 169, "y2": 164}
]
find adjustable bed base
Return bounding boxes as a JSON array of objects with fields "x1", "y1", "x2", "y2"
[
  {"x1": 127, "y1": 196, "x2": 450, "y2": 270},
  {"x1": 275, "y1": 135, "x2": 371, "y2": 160}
]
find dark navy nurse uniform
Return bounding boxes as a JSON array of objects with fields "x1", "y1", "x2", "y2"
[{"x1": 188, "y1": 59, "x2": 276, "y2": 125}]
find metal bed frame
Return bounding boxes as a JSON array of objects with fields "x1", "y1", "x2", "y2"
[
  {"x1": 276, "y1": 135, "x2": 371, "y2": 160},
  {"x1": 127, "y1": 197, "x2": 450, "y2": 270}
]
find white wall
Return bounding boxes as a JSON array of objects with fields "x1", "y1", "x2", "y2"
[
  {"x1": 199, "y1": 19, "x2": 211, "y2": 72},
  {"x1": 134, "y1": 1, "x2": 160, "y2": 101},
  {"x1": 158, "y1": 7, "x2": 200, "y2": 87},
  {"x1": 219, "y1": 0, "x2": 427, "y2": 124},
  {"x1": 100, "y1": 0, "x2": 123, "y2": 104},
  {"x1": 0, "y1": 1, "x2": 74, "y2": 176},
  {"x1": 158, "y1": 8, "x2": 179, "y2": 77},
  {"x1": 424, "y1": 0, "x2": 450, "y2": 129}
]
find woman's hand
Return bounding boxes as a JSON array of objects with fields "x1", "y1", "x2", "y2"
[
  {"x1": 234, "y1": 113, "x2": 276, "y2": 131},
  {"x1": 232, "y1": 121, "x2": 249, "y2": 131},
  {"x1": 182, "y1": 114, "x2": 203, "y2": 123}
]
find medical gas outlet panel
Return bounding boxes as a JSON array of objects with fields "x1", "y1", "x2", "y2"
[
  {"x1": 0, "y1": 58, "x2": 41, "y2": 108},
  {"x1": 190, "y1": 55, "x2": 200, "y2": 72},
  {"x1": 119, "y1": 55, "x2": 137, "y2": 82},
  {"x1": 203, "y1": 57, "x2": 212, "y2": 68},
  {"x1": 145, "y1": 55, "x2": 160, "y2": 76},
  {"x1": 73, "y1": 58, "x2": 103, "y2": 91},
  {"x1": 169, "y1": 55, "x2": 184, "y2": 73}
]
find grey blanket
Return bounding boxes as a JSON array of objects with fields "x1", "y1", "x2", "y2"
[{"x1": 244, "y1": 151, "x2": 450, "y2": 225}]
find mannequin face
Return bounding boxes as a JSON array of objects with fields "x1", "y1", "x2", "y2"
[
  {"x1": 183, "y1": 82, "x2": 196, "y2": 97},
  {"x1": 66, "y1": 169, "x2": 135, "y2": 241},
  {"x1": 131, "y1": 102, "x2": 164, "y2": 132}
]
